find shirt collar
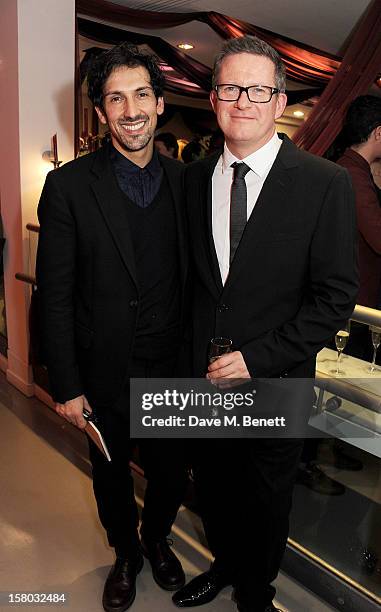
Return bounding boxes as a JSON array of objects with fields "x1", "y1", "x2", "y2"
[
  {"x1": 109, "y1": 144, "x2": 161, "y2": 177},
  {"x1": 342, "y1": 148, "x2": 372, "y2": 174},
  {"x1": 222, "y1": 131, "x2": 282, "y2": 177}
]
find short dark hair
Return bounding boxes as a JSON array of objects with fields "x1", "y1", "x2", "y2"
[
  {"x1": 343, "y1": 95, "x2": 381, "y2": 146},
  {"x1": 87, "y1": 42, "x2": 165, "y2": 109},
  {"x1": 181, "y1": 141, "x2": 202, "y2": 164},
  {"x1": 155, "y1": 132, "x2": 179, "y2": 158},
  {"x1": 212, "y1": 35, "x2": 286, "y2": 92}
]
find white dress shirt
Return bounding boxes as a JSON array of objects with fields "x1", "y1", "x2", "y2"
[{"x1": 212, "y1": 131, "x2": 282, "y2": 284}]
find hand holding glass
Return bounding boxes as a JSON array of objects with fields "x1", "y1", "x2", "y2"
[
  {"x1": 208, "y1": 338, "x2": 232, "y2": 412},
  {"x1": 208, "y1": 337, "x2": 232, "y2": 363}
]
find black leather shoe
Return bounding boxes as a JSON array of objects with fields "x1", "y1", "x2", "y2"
[
  {"x1": 141, "y1": 537, "x2": 185, "y2": 591},
  {"x1": 296, "y1": 463, "x2": 345, "y2": 495},
  {"x1": 172, "y1": 566, "x2": 231, "y2": 607},
  {"x1": 333, "y1": 446, "x2": 363, "y2": 471},
  {"x1": 102, "y1": 554, "x2": 144, "y2": 612}
]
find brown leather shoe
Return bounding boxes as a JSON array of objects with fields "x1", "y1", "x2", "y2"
[
  {"x1": 102, "y1": 554, "x2": 144, "y2": 612},
  {"x1": 141, "y1": 537, "x2": 185, "y2": 591}
]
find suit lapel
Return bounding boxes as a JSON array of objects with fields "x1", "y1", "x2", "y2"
[
  {"x1": 159, "y1": 154, "x2": 188, "y2": 298},
  {"x1": 90, "y1": 145, "x2": 138, "y2": 288},
  {"x1": 200, "y1": 153, "x2": 224, "y2": 295}
]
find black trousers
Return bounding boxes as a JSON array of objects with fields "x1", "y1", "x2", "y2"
[
  {"x1": 88, "y1": 357, "x2": 190, "y2": 558},
  {"x1": 192, "y1": 438, "x2": 303, "y2": 611}
]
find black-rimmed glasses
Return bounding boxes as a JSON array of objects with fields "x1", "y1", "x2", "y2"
[{"x1": 215, "y1": 84, "x2": 282, "y2": 103}]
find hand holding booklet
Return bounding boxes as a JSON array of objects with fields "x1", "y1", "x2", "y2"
[{"x1": 83, "y1": 409, "x2": 111, "y2": 462}]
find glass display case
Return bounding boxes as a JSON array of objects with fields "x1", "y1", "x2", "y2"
[{"x1": 287, "y1": 305, "x2": 381, "y2": 611}]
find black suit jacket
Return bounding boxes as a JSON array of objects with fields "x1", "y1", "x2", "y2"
[
  {"x1": 36, "y1": 144, "x2": 188, "y2": 406},
  {"x1": 186, "y1": 134, "x2": 358, "y2": 378}
]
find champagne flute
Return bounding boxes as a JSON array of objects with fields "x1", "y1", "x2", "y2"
[
  {"x1": 335, "y1": 321, "x2": 350, "y2": 375},
  {"x1": 208, "y1": 338, "x2": 232, "y2": 414},
  {"x1": 369, "y1": 326, "x2": 381, "y2": 373},
  {"x1": 208, "y1": 337, "x2": 232, "y2": 363}
]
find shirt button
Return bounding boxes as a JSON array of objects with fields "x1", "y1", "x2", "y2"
[{"x1": 129, "y1": 299, "x2": 138, "y2": 308}]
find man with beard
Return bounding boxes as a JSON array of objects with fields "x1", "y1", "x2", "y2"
[{"x1": 36, "y1": 43, "x2": 189, "y2": 611}]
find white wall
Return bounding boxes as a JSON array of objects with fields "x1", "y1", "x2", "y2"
[
  {"x1": 18, "y1": 0, "x2": 75, "y2": 224},
  {"x1": 0, "y1": 0, "x2": 75, "y2": 394}
]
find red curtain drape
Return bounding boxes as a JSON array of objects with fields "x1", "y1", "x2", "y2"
[
  {"x1": 74, "y1": 16, "x2": 81, "y2": 157},
  {"x1": 203, "y1": 12, "x2": 340, "y2": 86},
  {"x1": 78, "y1": 18, "x2": 212, "y2": 96},
  {"x1": 293, "y1": 0, "x2": 381, "y2": 154},
  {"x1": 76, "y1": 0, "x2": 206, "y2": 28},
  {"x1": 78, "y1": 22, "x2": 323, "y2": 105},
  {"x1": 76, "y1": 0, "x2": 341, "y2": 86}
]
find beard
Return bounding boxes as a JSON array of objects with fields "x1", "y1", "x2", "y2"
[
  {"x1": 117, "y1": 129, "x2": 154, "y2": 152},
  {"x1": 112, "y1": 114, "x2": 155, "y2": 152}
]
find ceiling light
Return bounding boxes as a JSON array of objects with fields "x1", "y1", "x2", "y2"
[
  {"x1": 293, "y1": 110, "x2": 305, "y2": 118},
  {"x1": 177, "y1": 43, "x2": 194, "y2": 50}
]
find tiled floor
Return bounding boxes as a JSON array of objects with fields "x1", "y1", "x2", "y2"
[{"x1": 0, "y1": 374, "x2": 337, "y2": 612}]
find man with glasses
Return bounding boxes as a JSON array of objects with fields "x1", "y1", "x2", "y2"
[
  {"x1": 173, "y1": 36, "x2": 358, "y2": 612},
  {"x1": 36, "y1": 43, "x2": 189, "y2": 611}
]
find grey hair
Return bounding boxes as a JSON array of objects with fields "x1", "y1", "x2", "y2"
[{"x1": 212, "y1": 35, "x2": 286, "y2": 92}]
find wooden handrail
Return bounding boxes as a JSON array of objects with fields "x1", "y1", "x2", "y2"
[
  {"x1": 15, "y1": 272, "x2": 36, "y2": 285},
  {"x1": 26, "y1": 223, "x2": 40, "y2": 233}
]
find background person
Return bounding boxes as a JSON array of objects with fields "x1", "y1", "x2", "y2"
[
  {"x1": 337, "y1": 95, "x2": 381, "y2": 360},
  {"x1": 154, "y1": 131, "x2": 179, "y2": 159}
]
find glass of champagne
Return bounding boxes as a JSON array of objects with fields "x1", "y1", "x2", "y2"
[
  {"x1": 369, "y1": 326, "x2": 381, "y2": 373},
  {"x1": 335, "y1": 321, "x2": 350, "y2": 375},
  {"x1": 208, "y1": 337, "x2": 233, "y2": 363},
  {"x1": 208, "y1": 338, "x2": 232, "y2": 413}
]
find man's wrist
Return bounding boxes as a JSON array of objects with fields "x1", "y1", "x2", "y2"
[{"x1": 240, "y1": 348, "x2": 255, "y2": 378}]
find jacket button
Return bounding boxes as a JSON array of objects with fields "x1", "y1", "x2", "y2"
[
  {"x1": 218, "y1": 304, "x2": 228, "y2": 313},
  {"x1": 129, "y1": 299, "x2": 138, "y2": 308}
]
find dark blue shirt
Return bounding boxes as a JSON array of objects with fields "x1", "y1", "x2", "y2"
[{"x1": 109, "y1": 144, "x2": 163, "y2": 208}]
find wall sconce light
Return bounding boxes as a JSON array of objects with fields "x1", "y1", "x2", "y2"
[{"x1": 42, "y1": 133, "x2": 62, "y2": 169}]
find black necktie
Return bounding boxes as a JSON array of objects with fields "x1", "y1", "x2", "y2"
[{"x1": 230, "y1": 162, "x2": 250, "y2": 265}]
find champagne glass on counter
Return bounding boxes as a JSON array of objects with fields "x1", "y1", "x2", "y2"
[
  {"x1": 369, "y1": 326, "x2": 381, "y2": 373},
  {"x1": 335, "y1": 321, "x2": 350, "y2": 375}
]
